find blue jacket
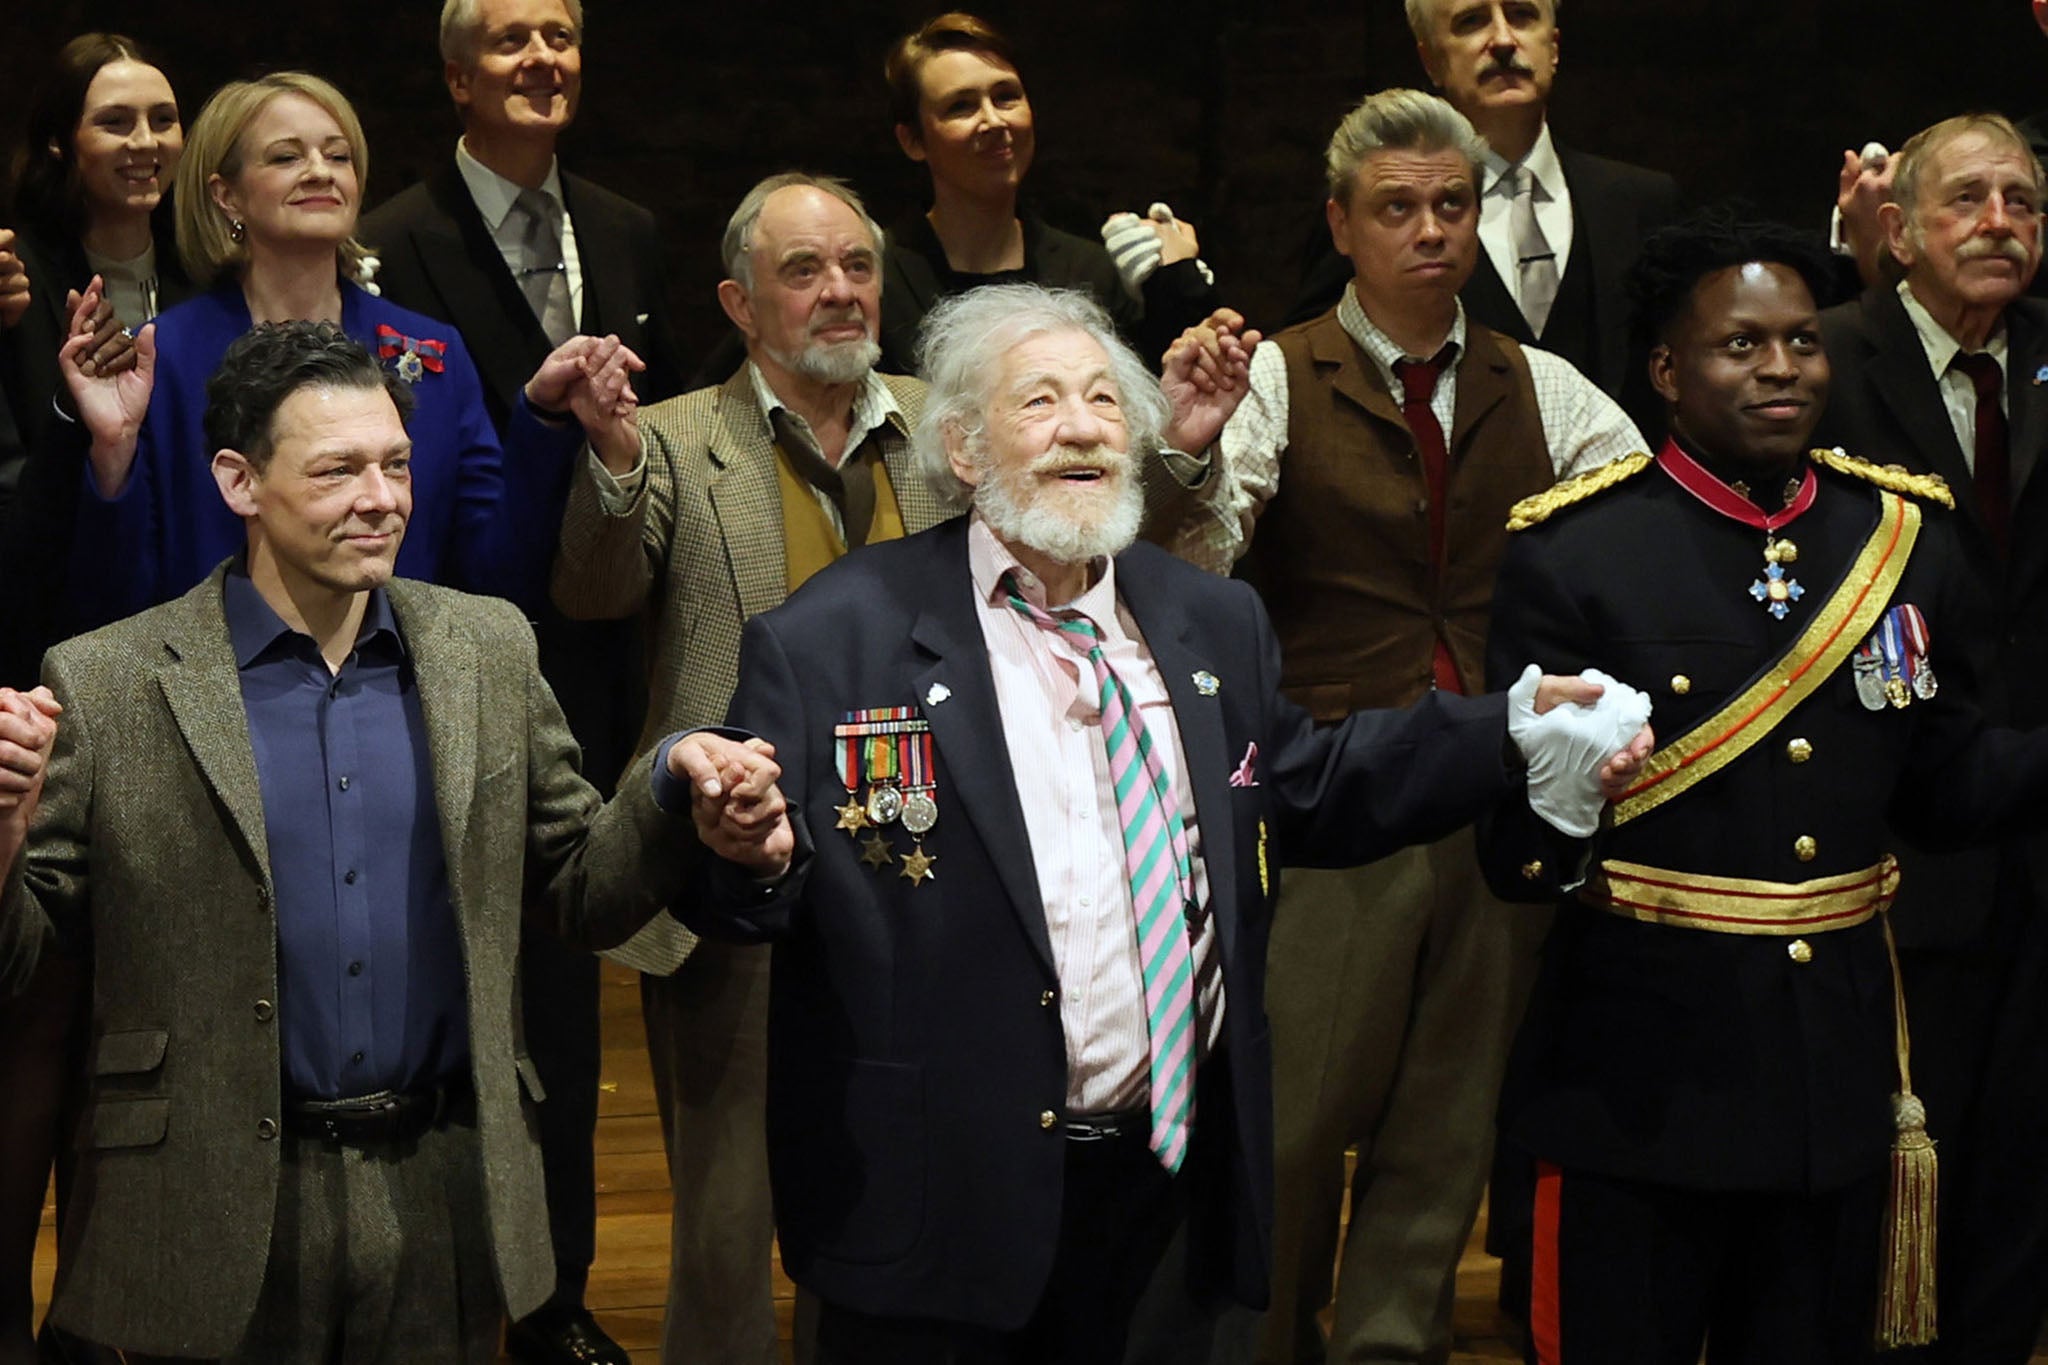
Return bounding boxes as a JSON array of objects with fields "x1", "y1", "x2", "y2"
[{"x1": 66, "y1": 282, "x2": 579, "y2": 630}]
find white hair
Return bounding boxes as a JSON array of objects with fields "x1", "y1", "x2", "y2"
[
  {"x1": 911, "y1": 283, "x2": 1171, "y2": 511},
  {"x1": 1403, "y1": 0, "x2": 1560, "y2": 46}
]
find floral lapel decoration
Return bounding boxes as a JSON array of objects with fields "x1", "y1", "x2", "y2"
[{"x1": 375, "y1": 323, "x2": 446, "y2": 385}]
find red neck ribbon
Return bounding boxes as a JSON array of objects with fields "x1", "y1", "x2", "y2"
[{"x1": 1656, "y1": 437, "x2": 1816, "y2": 533}]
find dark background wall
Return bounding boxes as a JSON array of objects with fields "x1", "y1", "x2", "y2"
[{"x1": 3, "y1": 0, "x2": 2042, "y2": 371}]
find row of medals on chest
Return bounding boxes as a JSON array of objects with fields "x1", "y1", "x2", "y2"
[{"x1": 834, "y1": 717, "x2": 938, "y2": 885}]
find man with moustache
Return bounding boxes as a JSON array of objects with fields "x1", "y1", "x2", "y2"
[
  {"x1": 1171, "y1": 87, "x2": 1642, "y2": 1365},
  {"x1": 1812, "y1": 112, "x2": 2048, "y2": 1364},
  {"x1": 359, "y1": 7, "x2": 685, "y2": 1359},
  {"x1": 1484, "y1": 210, "x2": 2048, "y2": 1362},
  {"x1": 1285, "y1": 0, "x2": 1675, "y2": 430},
  {"x1": 665, "y1": 280, "x2": 1650, "y2": 1365},
  {"x1": 0, "y1": 320, "x2": 782, "y2": 1363}
]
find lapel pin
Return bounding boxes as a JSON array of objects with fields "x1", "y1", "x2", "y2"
[
  {"x1": 1192, "y1": 670, "x2": 1220, "y2": 697},
  {"x1": 925, "y1": 682, "x2": 951, "y2": 707},
  {"x1": 2034, "y1": 364, "x2": 2048, "y2": 385}
]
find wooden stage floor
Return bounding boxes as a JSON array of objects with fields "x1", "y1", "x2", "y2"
[{"x1": 31, "y1": 960, "x2": 2048, "y2": 1362}]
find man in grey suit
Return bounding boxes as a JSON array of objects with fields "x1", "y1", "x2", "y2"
[{"x1": 0, "y1": 321, "x2": 782, "y2": 1363}]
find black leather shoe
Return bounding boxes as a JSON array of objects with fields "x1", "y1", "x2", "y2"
[{"x1": 504, "y1": 1306, "x2": 631, "y2": 1365}]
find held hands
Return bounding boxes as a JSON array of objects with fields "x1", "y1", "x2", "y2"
[
  {"x1": 525, "y1": 334, "x2": 645, "y2": 473},
  {"x1": 1507, "y1": 664, "x2": 1655, "y2": 838},
  {"x1": 61, "y1": 278, "x2": 156, "y2": 497},
  {"x1": 1835, "y1": 143, "x2": 1895, "y2": 291},
  {"x1": 1162, "y1": 307, "x2": 1262, "y2": 455},
  {"x1": 1101, "y1": 203, "x2": 1204, "y2": 297},
  {"x1": 665, "y1": 733, "x2": 794, "y2": 877},
  {"x1": 0, "y1": 230, "x2": 31, "y2": 329},
  {"x1": 0, "y1": 686, "x2": 61, "y2": 822}
]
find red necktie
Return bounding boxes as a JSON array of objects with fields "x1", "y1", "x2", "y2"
[
  {"x1": 1392, "y1": 348, "x2": 1464, "y2": 693},
  {"x1": 1952, "y1": 351, "x2": 2010, "y2": 558}
]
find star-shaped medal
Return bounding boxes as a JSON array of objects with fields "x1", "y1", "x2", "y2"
[
  {"x1": 835, "y1": 797, "x2": 870, "y2": 833},
  {"x1": 1749, "y1": 562, "x2": 1805, "y2": 620},
  {"x1": 899, "y1": 845, "x2": 937, "y2": 885},
  {"x1": 859, "y1": 830, "x2": 894, "y2": 870}
]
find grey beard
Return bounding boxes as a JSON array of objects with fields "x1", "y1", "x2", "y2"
[
  {"x1": 771, "y1": 335, "x2": 882, "y2": 386},
  {"x1": 973, "y1": 456, "x2": 1144, "y2": 582}
]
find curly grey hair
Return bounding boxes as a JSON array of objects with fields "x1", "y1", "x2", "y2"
[{"x1": 911, "y1": 283, "x2": 1171, "y2": 511}]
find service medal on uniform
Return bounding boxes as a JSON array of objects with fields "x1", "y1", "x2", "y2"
[{"x1": 835, "y1": 707, "x2": 939, "y2": 887}]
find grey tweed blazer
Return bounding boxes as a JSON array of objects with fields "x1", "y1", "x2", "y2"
[
  {"x1": 551, "y1": 367, "x2": 945, "y2": 972},
  {"x1": 0, "y1": 567, "x2": 698, "y2": 1357}
]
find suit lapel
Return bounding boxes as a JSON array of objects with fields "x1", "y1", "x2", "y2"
[
  {"x1": 908, "y1": 529, "x2": 1054, "y2": 976},
  {"x1": 413, "y1": 168, "x2": 549, "y2": 410},
  {"x1": 1114, "y1": 556, "x2": 1240, "y2": 969},
  {"x1": 390, "y1": 582, "x2": 479, "y2": 896},
  {"x1": 2004, "y1": 303, "x2": 2048, "y2": 597},
  {"x1": 1865, "y1": 289, "x2": 1988, "y2": 545},
  {"x1": 561, "y1": 176, "x2": 620, "y2": 337},
  {"x1": 706, "y1": 371, "x2": 792, "y2": 623},
  {"x1": 1460, "y1": 251, "x2": 1531, "y2": 346},
  {"x1": 156, "y1": 574, "x2": 271, "y2": 884}
]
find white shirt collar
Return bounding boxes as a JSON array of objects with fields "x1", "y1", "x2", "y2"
[
  {"x1": 1897, "y1": 277, "x2": 2008, "y2": 379},
  {"x1": 454, "y1": 137, "x2": 565, "y2": 234},
  {"x1": 744, "y1": 360, "x2": 902, "y2": 466},
  {"x1": 1482, "y1": 120, "x2": 1563, "y2": 202}
]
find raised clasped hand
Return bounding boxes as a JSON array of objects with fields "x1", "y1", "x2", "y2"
[
  {"x1": 665, "y1": 733, "x2": 794, "y2": 876},
  {"x1": 1508, "y1": 664, "x2": 1655, "y2": 837}
]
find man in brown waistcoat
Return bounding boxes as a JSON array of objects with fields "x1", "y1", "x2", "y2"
[{"x1": 1168, "y1": 87, "x2": 1643, "y2": 1365}]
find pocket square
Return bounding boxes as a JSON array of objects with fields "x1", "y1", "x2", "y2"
[{"x1": 1228, "y1": 741, "x2": 1259, "y2": 788}]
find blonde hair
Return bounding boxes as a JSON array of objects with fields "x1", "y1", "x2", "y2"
[{"x1": 175, "y1": 72, "x2": 373, "y2": 289}]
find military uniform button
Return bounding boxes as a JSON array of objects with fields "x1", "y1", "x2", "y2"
[
  {"x1": 1520, "y1": 860, "x2": 1544, "y2": 881},
  {"x1": 256, "y1": 1117, "x2": 279, "y2": 1140},
  {"x1": 1039, "y1": 1109, "x2": 1058, "y2": 1131},
  {"x1": 1670, "y1": 675, "x2": 1692, "y2": 696},
  {"x1": 1786, "y1": 737, "x2": 1813, "y2": 764},
  {"x1": 1788, "y1": 939, "x2": 1814, "y2": 965},
  {"x1": 1040, "y1": 989, "x2": 1056, "y2": 1007},
  {"x1": 1794, "y1": 835, "x2": 1818, "y2": 862}
]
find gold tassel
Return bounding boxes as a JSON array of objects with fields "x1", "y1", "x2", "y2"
[{"x1": 1876, "y1": 910, "x2": 1937, "y2": 1348}]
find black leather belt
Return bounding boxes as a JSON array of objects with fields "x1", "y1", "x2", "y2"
[
  {"x1": 1063, "y1": 1105, "x2": 1148, "y2": 1143},
  {"x1": 284, "y1": 1075, "x2": 475, "y2": 1145}
]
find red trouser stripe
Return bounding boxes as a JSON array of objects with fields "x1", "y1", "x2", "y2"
[{"x1": 1531, "y1": 1160, "x2": 1563, "y2": 1365}]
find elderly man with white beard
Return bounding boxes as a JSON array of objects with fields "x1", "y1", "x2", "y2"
[{"x1": 661, "y1": 282, "x2": 1656, "y2": 1365}]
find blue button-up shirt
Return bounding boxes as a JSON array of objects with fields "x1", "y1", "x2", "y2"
[{"x1": 226, "y1": 572, "x2": 469, "y2": 1100}]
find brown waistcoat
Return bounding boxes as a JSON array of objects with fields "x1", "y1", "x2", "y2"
[{"x1": 1240, "y1": 309, "x2": 1554, "y2": 717}]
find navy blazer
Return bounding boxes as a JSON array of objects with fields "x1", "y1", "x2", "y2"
[{"x1": 682, "y1": 517, "x2": 1515, "y2": 1329}]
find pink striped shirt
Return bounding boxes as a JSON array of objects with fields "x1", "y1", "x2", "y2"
[{"x1": 968, "y1": 516, "x2": 1226, "y2": 1115}]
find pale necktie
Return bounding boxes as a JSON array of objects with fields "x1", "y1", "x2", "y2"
[
  {"x1": 1511, "y1": 167, "x2": 1560, "y2": 338},
  {"x1": 1005, "y1": 576, "x2": 1199, "y2": 1172},
  {"x1": 512, "y1": 187, "x2": 576, "y2": 346}
]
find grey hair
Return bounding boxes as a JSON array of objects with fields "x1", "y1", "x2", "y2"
[
  {"x1": 720, "y1": 171, "x2": 884, "y2": 292},
  {"x1": 1325, "y1": 87, "x2": 1490, "y2": 203},
  {"x1": 911, "y1": 283, "x2": 1172, "y2": 512},
  {"x1": 1403, "y1": 0, "x2": 1561, "y2": 46},
  {"x1": 1892, "y1": 112, "x2": 2040, "y2": 245},
  {"x1": 439, "y1": 0, "x2": 586, "y2": 68}
]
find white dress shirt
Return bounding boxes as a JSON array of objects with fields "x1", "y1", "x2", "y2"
[
  {"x1": 455, "y1": 137, "x2": 585, "y2": 329},
  {"x1": 1896, "y1": 278, "x2": 2009, "y2": 474}
]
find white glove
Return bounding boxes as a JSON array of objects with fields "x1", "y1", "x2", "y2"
[
  {"x1": 1506, "y1": 664, "x2": 1654, "y2": 838},
  {"x1": 1101, "y1": 203, "x2": 1215, "y2": 299}
]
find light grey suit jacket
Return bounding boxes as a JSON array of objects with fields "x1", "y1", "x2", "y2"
[
  {"x1": 551, "y1": 367, "x2": 946, "y2": 972},
  {"x1": 0, "y1": 567, "x2": 698, "y2": 1357}
]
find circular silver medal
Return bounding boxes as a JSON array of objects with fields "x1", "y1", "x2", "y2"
[
  {"x1": 866, "y1": 784, "x2": 904, "y2": 826},
  {"x1": 901, "y1": 790, "x2": 938, "y2": 835}
]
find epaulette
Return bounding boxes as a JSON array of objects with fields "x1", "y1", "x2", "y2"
[
  {"x1": 1506, "y1": 452, "x2": 1654, "y2": 531},
  {"x1": 1808, "y1": 446, "x2": 1955, "y2": 509}
]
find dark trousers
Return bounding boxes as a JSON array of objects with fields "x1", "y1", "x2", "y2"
[
  {"x1": 115, "y1": 1118, "x2": 500, "y2": 1365},
  {"x1": 815, "y1": 1125, "x2": 1194, "y2": 1364},
  {"x1": 1525, "y1": 1161, "x2": 1883, "y2": 1365},
  {"x1": 521, "y1": 610, "x2": 644, "y2": 1317}
]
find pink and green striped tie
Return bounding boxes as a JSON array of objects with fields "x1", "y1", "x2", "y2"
[{"x1": 1006, "y1": 577, "x2": 1199, "y2": 1173}]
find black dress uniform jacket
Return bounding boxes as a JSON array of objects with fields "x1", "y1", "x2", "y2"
[{"x1": 1481, "y1": 454, "x2": 2048, "y2": 1193}]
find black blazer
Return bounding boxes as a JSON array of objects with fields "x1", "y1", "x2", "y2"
[
  {"x1": 1814, "y1": 286, "x2": 2048, "y2": 939},
  {"x1": 359, "y1": 161, "x2": 684, "y2": 432},
  {"x1": 682, "y1": 518, "x2": 1515, "y2": 1329},
  {"x1": 1284, "y1": 144, "x2": 1677, "y2": 415}
]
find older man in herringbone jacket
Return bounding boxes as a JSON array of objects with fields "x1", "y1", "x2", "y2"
[{"x1": 0, "y1": 321, "x2": 781, "y2": 1362}]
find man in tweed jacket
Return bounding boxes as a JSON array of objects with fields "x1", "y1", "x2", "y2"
[
  {"x1": 0, "y1": 322, "x2": 781, "y2": 1362},
  {"x1": 552, "y1": 171, "x2": 948, "y2": 1364}
]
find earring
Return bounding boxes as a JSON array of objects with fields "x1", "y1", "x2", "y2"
[{"x1": 229, "y1": 219, "x2": 246, "y2": 244}]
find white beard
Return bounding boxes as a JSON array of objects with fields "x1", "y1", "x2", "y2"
[{"x1": 972, "y1": 442, "x2": 1144, "y2": 581}]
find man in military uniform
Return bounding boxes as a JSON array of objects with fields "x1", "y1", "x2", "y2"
[{"x1": 1483, "y1": 211, "x2": 2048, "y2": 1364}]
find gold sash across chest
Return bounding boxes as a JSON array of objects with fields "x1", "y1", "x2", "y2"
[{"x1": 1612, "y1": 490, "x2": 1920, "y2": 826}]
